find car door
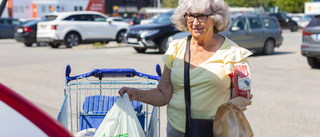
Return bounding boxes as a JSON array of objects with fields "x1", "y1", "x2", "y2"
[
  {"x1": 62, "y1": 14, "x2": 97, "y2": 40},
  {"x1": 223, "y1": 17, "x2": 252, "y2": 49},
  {"x1": 246, "y1": 17, "x2": 265, "y2": 49},
  {"x1": 93, "y1": 15, "x2": 117, "y2": 40},
  {"x1": 0, "y1": 19, "x2": 18, "y2": 38}
]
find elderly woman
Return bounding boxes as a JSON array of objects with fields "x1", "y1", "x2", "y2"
[{"x1": 119, "y1": 0, "x2": 252, "y2": 136}]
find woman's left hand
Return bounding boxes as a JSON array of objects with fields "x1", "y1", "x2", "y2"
[{"x1": 229, "y1": 97, "x2": 252, "y2": 111}]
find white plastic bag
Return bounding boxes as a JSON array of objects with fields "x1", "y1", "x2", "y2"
[{"x1": 93, "y1": 93, "x2": 146, "y2": 137}]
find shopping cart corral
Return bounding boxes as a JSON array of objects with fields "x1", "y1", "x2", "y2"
[{"x1": 57, "y1": 64, "x2": 162, "y2": 137}]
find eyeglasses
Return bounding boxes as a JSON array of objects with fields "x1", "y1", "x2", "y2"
[{"x1": 184, "y1": 14, "x2": 213, "y2": 23}]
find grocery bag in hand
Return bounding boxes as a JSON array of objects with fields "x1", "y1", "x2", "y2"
[
  {"x1": 213, "y1": 101, "x2": 254, "y2": 137},
  {"x1": 93, "y1": 93, "x2": 146, "y2": 137}
]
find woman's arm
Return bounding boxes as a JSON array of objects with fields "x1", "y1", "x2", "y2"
[{"x1": 118, "y1": 65, "x2": 173, "y2": 106}]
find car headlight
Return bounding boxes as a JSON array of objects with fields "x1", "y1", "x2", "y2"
[{"x1": 140, "y1": 29, "x2": 160, "y2": 37}]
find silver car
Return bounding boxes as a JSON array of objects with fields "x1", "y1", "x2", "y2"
[
  {"x1": 301, "y1": 15, "x2": 320, "y2": 68},
  {"x1": 167, "y1": 14, "x2": 283, "y2": 55}
]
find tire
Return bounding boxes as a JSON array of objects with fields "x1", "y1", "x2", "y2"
[
  {"x1": 290, "y1": 25, "x2": 298, "y2": 32},
  {"x1": 65, "y1": 32, "x2": 81, "y2": 48},
  {"x1": 116, "y1": 30, "x2": 126, "y2": 43},
  {"x1": 262, "y1": 39, "x2": 275, "y2": 55},
  {"x1": 49, "y1": 43, "x2": 61, "y2": 48},
  {"x1": 134, "y1": 47, "x2": 147, "y2": 53},
  {"x1": 307, "y1": 57, "x2": 320, "y2": 68},
  {"x1": 159, "y1": 36, "x2": 169, "y2": 54},
  {"x1": 24, "y1": 43, "x2": 33, "y2": 47}
]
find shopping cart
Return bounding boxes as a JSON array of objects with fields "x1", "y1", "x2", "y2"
[{"x1": 57, "y1": 64, "x2": 162, "y2": 137}]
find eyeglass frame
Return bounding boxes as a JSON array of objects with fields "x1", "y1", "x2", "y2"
[{"x1": 184, "y1": 14, "x2": 214, "y2": 23}]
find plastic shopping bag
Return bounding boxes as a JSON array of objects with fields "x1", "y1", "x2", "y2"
[
  {"x1": 213, "y1": 98, "x2": 254, "y2": 137},
  {"x1": 93, "y1": 93, "x2": 146, "y2": 137}
]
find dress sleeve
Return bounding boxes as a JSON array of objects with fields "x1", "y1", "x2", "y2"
[
  {"x1": 223, "y1": 46, "x2": 253, "y2": 74},
  {"x1": 162, "y1": 39, "x2": 181, "y2": 70}
]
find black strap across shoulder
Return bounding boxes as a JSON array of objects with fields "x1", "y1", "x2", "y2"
[
  {"x1": 184, "y1": 35, "x2": 214, "y2": 137},
  {"x1": 184, "y1": 35, "x2": 192, "y2": 135}
]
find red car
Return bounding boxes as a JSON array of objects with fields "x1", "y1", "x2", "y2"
[{"x1": 0, "y1": 83, "x2": 73, "y2": 137}]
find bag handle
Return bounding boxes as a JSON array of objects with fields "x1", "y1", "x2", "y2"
[{"x1": 184, "y1": 35, "x2": 192, "y2": 136}]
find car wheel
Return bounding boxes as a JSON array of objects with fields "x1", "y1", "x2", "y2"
[
  {"x1": 307, "y1": 57, "x2": 320, "y2": 68},
  {"x1": 159, "y1": 36, "x2": 169, "y2": 54},
  {"x1": 49, "y1": 43, "x2": 61, "y2": 48},
  {"x1": 290, "y1": 25, "x2": 298, "y2": 32},
  {"x1": 116, "y1": 30, "x2": 126, "y2": 43},
  {"x1": 24, "y1": 43, "x2": 33, "y2": 47},
  {"x1": 65, "y1": 32, "x2": 80, "y2": 48},
  {"x1": 262, "y1": 39, "x2": 275, "y2": 55},
  {"x1": 134, "y1": 47, "x2": 147, "y2": 53}
]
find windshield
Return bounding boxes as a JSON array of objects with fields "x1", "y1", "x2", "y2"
[
  {"x1": 307, "y1": 16, "x2": 320, "y2": 27},
  {"x1": 152, "y1": 11, "x2": 173, "y2": 24}
]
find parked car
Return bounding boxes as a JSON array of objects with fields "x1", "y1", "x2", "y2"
[
  {"x1": 0, "y1": 83, "x2": 73, "y2": 137},
  {"x1": 167, "y1": 14, "x2": 283, "y2": 55},
  {"x1": 0, "y1": 18, "x2": 22, "y2": 39},
  {"x1": 37, "y1": 11, "x2": 129, "y2": 48},
  {"x1": 268, "y1": 12, "x2": 298, "y2": 32},
  {"x1": 14, "y1": 19, "x2": 45, "y2": 47},
  {"x1": 125, "y1": 10, "x2": 179, "y2": 53},
  {"x1": 297, "y1": 14, "x2": 315, "y2": 29},
  {"x1": 301, "y1": 15, "x2": 320, "y2": 68}
]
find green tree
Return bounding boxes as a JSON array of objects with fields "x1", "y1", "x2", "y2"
[
  {"x1": 162, "y1": 0, "x2": 311, "y2": 13},
  {"x1": 274, "y1": 0, "x2": 310, "y2": 13},
  {"x1": 162, "y1": 0, "x2": 179, "y2": 8}
]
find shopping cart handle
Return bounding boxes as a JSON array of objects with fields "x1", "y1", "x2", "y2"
[{"x1": 65, "y1": 64, "x2": 161, "y2": 82}]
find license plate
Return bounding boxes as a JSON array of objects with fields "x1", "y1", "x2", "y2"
[
  {"x1": 41, "y1": 25, "x2": 46, "y2": 29},
  {"x1": 127, "y1": 38, "x2": 138, "y2": 43},
  {"x1": 17, "y1": 28, "x2": 23, "y2": 33}
]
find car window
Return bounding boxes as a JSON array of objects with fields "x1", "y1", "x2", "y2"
[
  {"x1": 152, "y1": 11, "x2": 173, "y2": 24},
  {"x1": 307, "y1": 16, "x2": 320, "y2": 27},
  {"x1": 249, "y1": 18, "x2": 262, "y2": 29},
  {"x1": 0, "y1": 19, "x2": 11, "y2": 24},
  {"x1": 280, "y1": 13, "x2": 288, "y2": 20},
  {"x1": 93, "y1": 15, "x2": 106, "y2": 22},
  {"x1": 63, "y1": 15, "x2": 93, "y2": 21},
  {"x1": 232, "y1": 18, "x2": 247, "y2": 30},
  {"x1": 12, "y1": 20, "x2": 21, "y2": 25},
  {"x1": 262, "y1": 18, "x2": 278, "y2": 28}
]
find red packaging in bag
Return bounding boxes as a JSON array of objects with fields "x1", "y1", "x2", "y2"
[{"x1": 232, "y1": 62, "x2": 252, "y2": 99}]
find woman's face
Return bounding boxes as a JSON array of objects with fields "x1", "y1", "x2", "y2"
[{"x1": 185, "y1": 12, "x2": 215, "y2": 39}]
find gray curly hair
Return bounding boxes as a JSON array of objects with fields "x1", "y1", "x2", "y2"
[{"x1": 170, "y1": 0, "x2": 231, "y2": 33}]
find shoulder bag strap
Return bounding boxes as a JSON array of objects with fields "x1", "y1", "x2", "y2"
[{"x1": 184, "y1": 35, "x2": 192, "y2": 136}]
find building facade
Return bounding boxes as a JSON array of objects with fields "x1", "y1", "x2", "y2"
[{"x1": 105, "y1": 0, "x2": 153, "y2": 17}]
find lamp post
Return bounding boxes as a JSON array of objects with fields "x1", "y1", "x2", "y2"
[
  {"x1": 157, "y1": 0, "x2": 161, "y2": 15},
  {"x1": 0, "y1": 0, "x2": 8, "y2": 17}
]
